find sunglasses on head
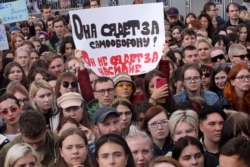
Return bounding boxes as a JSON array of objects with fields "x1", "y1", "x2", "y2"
[
  {"x1": 211, "y1": 54, "x2": 225, "y2": 63},
  {"x1": 61, "y1": 81, "x2": 78, "y2": 88}
]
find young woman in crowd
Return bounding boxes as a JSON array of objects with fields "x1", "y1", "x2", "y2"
[
  {"x1": 211, "y1": 65, "x2": 230, "y2": 99},
  {"x1": 126, "y1": 125, "x2": 154, "y2": 167},
  {"x1": 110, "y1": 97, "x2": 133, "y2": 137},
  {"x1": 10, "y1": 33, "x2": 25, "y2": 52},
  {"x1": 59, "y1": 36, "x2": 76, "y2": 61},
  {"x1": 195, "y1": 38, "x2": 213, "y2": 66},
  {"x1": 215, "y1": 63, "x2": 250, "y2": 113},
  {"x1": 172, "y1": 136, "x2": 205, "y2": 167},
  {"x1": 3, "y1": 62, "x2": 27, "y2": 86},
  {"x1": 200, "y1": 65, "x2": 214, "y2": 91},
  {"x1": 57, "y1": 128, "x2": 93, "y2": 167},
  {"x1": 149, "y1": 156, "x2": 182, "y2": 167},
  {"x1": 235, "y1": 23, "x2": 250, "y2": 48},
  {"x1": 95, "y1": 133, "x2": 136, "y2": 167},
  {"x1": 169, "y1": 109, "x2": 199, "y2": 143},
  {"x1": 133, "y1": 101, "x2": 152, "y2": 129},
  {"x1": 29, "y1": 48, "x2": 40, "y2": 62},
  {"x1": 54, "y1": 71, "x2": 78, "y2": 98},
  {"x1": 65, "y1": 56, "x2": 80, "y2": 76},
  {"x1": 198, "y1": 13, "x2": 214, "y2": 39},
  {"x1": 0, "y1": 93, "x2": 21, "y2": 142},
  {"x1": 142, "y1": 105, "x2": 173, "y2": 157},
  {"x1": 27, "y1": 68, "x2": 51, "y2": 86},
  {"x1": 171, "y1": 26, "x2": 183, "y2": 45},
  {"x1": 6, "y1": 81, "x2": 29, "y2": 113},
  {"x1": 29, "y1": 79, "x2": 59, "y2": 131},
  {"x1": 184, "y1": 13, "x2": 196, "y2": 26},
  {"x1": 144, "y1": 70, "x2": 178, "y2": 114},
  {"x1": 4, "y1": 143, "x2": 39, "y2": 167}
]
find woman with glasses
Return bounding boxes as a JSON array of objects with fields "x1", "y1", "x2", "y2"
[
  {"x1": 215, "y1": 63, "x2": 250, "y2": 113},
  {"x1": 29, "y1": 79, "x2": 59, "y2": 131},
  {"x1": 0, "y1": 93, "x2": 21, "y2": 142},
  {"x1": 174, "y1": 63, "x2": 219, "y2": 106},
  {"x1": 141, "y1": 105, "x2": 173, "y2": 157},
  {"x1": 6, "y1": 81, "x2": 29, "y2": 113},
  {"x1": 110, "y1": 97, "x2": 133, "y2": 137}
]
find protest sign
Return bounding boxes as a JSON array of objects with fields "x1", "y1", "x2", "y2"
[
  {"x1": 0, "y1": 24, "x2": 9, "y2": 50},
  {"x1": 69, "y1": 3, "x2": 165, "y2": 77},
  {"x1": 0, "y1": 0, "x2": 28, "y2": 24}
]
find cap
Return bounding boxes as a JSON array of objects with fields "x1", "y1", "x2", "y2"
[
  {"x1": 57, "y1": 92, "x2": 83, "y2": 109},
  {"x1": 9, "y1": 26, "x2": 21, "y2": 34},
  {"x1": 112, "y1": 72, "x2": 133, "y2": 85},
  {"x1": 167, "y1": 7, "x2": 179, "y2": 17},
  {"x1": 93, "y1": 106, "x2": 119, "y2": 125}
]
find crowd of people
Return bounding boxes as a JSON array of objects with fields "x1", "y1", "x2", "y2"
[{"x1": 0, "y1": 0, "x2": 250, "y2": 167}]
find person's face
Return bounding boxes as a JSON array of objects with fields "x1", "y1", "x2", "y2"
[
  {"x1": 65, "y1": 43, "x2": 74, "y2": 57},
  {"x1": 32, "y1": 41, "x2": 41, "y2": 51},
  {"x1": 127, "y1": 138, "x2": 153, "y2": 167},
  {"x1": 57, "y1": 122, "x2": 78, "y2": 136},
  {"x1": 114, "y1": 81, "x2": 133, "y2": 98},
  {"x1": 15, "y1": 36, "x2": 24, "y2": 48},
  {"x1": 210, "y1": 49, "x2": 226, "y2": 65},
  {"x1": 32, "y1": 88, "x2": 53, "y2": 110},
  {"x1": 53, "y1": 21, "x2": 65, "y2": 36},
  {"x1": 39, "y1": 34, "x2": 47, "y2": 44},
  {"x1": 230, "y1": 49, "x2": 248, "y2": 65},
  {"x1": 94, "y1": 80, "x2": 115, "y2": 107},
  {"x1": 200, "y1": 17, "x2": 209, "y2": 29},
  {"x1": 136, "y1": 112, "x2": 145, "y2": 130},
  {"x1": 227, "y1": 4, "x2": 239, "y2": 20},
  {"x1": 62, "y1": 106, "x2": 83, "y2": 123},
  {"x1": 147, "y1": 112, "x2": 169, "y2": 141},
  {"x1": 178, "y1": 145, "x2": 204, "y2": 167},
  {"x1": 219, "y1": 155, "x2": 248, "y2": 167},
  {"x1": 47, "y1": 20, "x2": 54, "y2": 32},
  {"x1": 30, "y1": 52, "x2": 39, "y2": 62},
  {"x1": 207, "y1": 5, "x2": 218, "y2": 17},
  {"x1": 182, "y1": 35, "x2": 196, "y2": 47},
  {"x1": 0, "y1": 98, "x2": 21, "y2": 125},
  {"x1": 48, "y1": 58, "x2": 65, "y2": 76},
  {"x1": 172, "y1": 121, "x2": 198, "y2": 142},
  {"x1": 201, "y1": 71, "x2": 212, "y2": 88},
  {"x1": 197, "y1": 42, "x2": 211, "y2": 61},
  {"x1": 89, "y1": 72, "x2": 98, "y2": 89},
  {"x1": 90, "y1": 0, "x2": 99, "y2": 8},
  {"x1": 42, "y1": 7, "x2": 52, "y2": 20},
  {"x1": 186, "y1": 15, "x2": 195, "y2": 24},
  {"x1": 116, "y1": 104, "x2": 132, "y2": 129},
  {"x1": 60, "y1": 134, "x2": 88, "y2": 167},
  {"x1": 67, "y1": 59, "x2": 79, "y2": 75},
  {"x1": 167, "y1": 16, "x2": 178, "y2": 24},
  {"x1": 97, "y1": 142, "x2": 128, "y2": 167},
  {"x1": 214, "y1": 71, "x2": 228, "y2": 89},
  {"x1": 230, "y1": 69, "x2": 250, "y2": 93},
  {"x1": 14, "y1": 91, "x2": 29, "y2": 113},
  {"x1": 183, "y1": 69, "x2": 201, "y2": 92},
  {"x1": 8, "y1": 66, "x2": 23, "y2": 82},
  {"x1": 21, "y1": 27, "x2": 30, "y2": 36},
  {"x1": 22, "y1": 130, "x2": 46, "y2": 150},
  {"x1": 60, "y1": 79, "x2": 78, "y2": 95},
  {"x1": 13, "y1": 153, "x2": 38, "y2": 167},
  {"x1": 199, "y1": 113, "x2": 224, "y2": 143},
  {"x1": 214, "y1": 40, "x2": 226, "y2": 51},
  {"x1": 15, "y1": 50, "x2": 30, "y2": 68},
  {"x1": 239, "y1": 27, "x2": 248, "y2": 42},
  {"x1": 154, "y1": 162, "x2": 175, "y2": 167},
  {"x1": 96, "y1": 114, "x2": 121, "y2": 136},
  {"x1": 35, "y1": 26, "x2": 42, "y2": 35},
  {"x1": 172, "y1": 28, "x2": 181, "y2": 41}
]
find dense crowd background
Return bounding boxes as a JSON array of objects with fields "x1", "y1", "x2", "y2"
[{"x1": 0, "y1": 0, "x2": 250, "y2": 167}]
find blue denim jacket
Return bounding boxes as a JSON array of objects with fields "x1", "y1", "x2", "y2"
[{"x1": 174, "y1": 90, "x2": 219, "y2": 105}]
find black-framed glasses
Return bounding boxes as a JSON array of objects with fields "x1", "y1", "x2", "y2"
[
  {"x1": 18, "y1": 98, "x2": 29, "y2": 104},
  {"x1": 234, "y1": 75, "x2": 250, "y2": 81},
  {"x1": 211, "y1": 54, "x2": 225, "y2": 63},
  {"x1": 184, "y1": 76, "x2": 201, "y2": 83},
  {"x1": 148, "y1": 120, "x2": 169, "y2": 128},
  {"x1": 233, "y1": 54, "x2": 247, "y2": 60},
  {"x1": 202, "y1": 73, "x2": 211, "y2": 78},
  {"x1": 61, "y1": 81, "x2": 78, "y2": 88},
  {"x1": 95, "y1": 88, "x2": 114, "y2": 95}
]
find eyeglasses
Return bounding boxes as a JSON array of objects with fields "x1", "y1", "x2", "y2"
[
  {"x1": 211, "y1": 54, "x2": 225, "y2": 63},
  {"x1": 202, "y1": 73, "x2": 211, "y2": 78},
  {"x1": 0, "y1": 106, "x2": 18, "y2": 115},
  {"x1": 184, "y1": 76, "x2": 200, "y2": 83},
  {"x1": 18, "y1": 98, "x2": 29, "y2": 104},
  {"x1": 95, "y1": 88, "x2": 114, "y2": 95},
  {"x1": 61, "y1": 81, "x2": 78, "y2": 88},
  {"x1": 234, "y1": 75, "x2": 250, "y2": 81},
  {"x1": 148, "y1": 120, "x2": 169, "y2": 128},
  {"x1": 233, "y1": 54, "x2": 247, "y2": 60},
  {"x1": 116, "y1": 82, "x2": 133, "y2": 88},
  {"x1": 118, "y1": 111, "x2": 132, "y2": 117}
]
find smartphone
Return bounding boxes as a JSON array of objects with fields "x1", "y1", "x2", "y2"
[{"x1": 156, "y1": 78, "x2": 167, "y2": 88}]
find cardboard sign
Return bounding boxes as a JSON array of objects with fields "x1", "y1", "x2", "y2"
[
  {"x1": 69, "y1": 3, "x2": 165, "y2": 77},
  {"x1": 0, "y1": 24, "x2": 9, "y2": 50},
  {"x1": 0, "y1": 0, "x2": 28, "y2": 24}
]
